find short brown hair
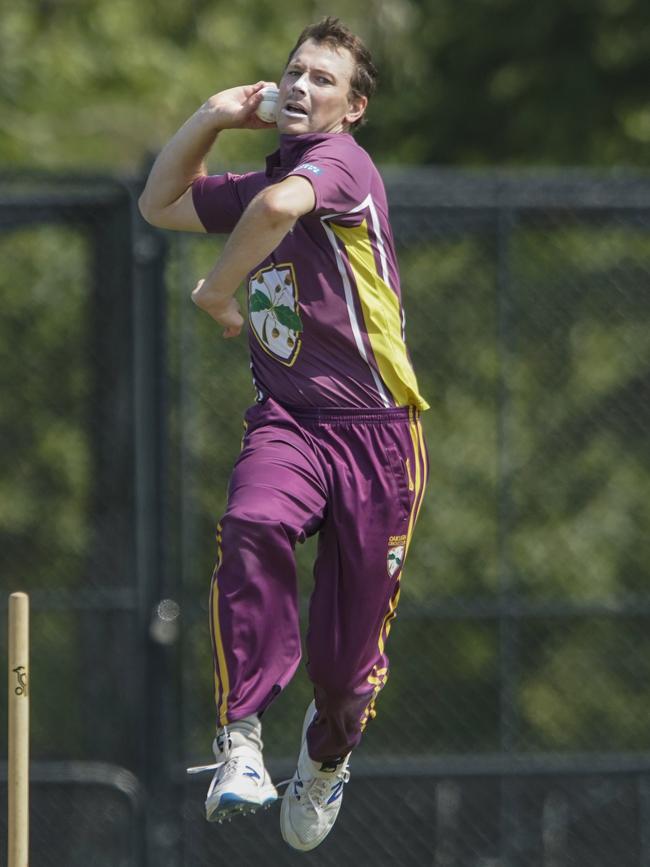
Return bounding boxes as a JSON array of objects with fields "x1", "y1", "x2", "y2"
[{"x1": 285, "y1": 17, "x2": 378, "y2": 130}]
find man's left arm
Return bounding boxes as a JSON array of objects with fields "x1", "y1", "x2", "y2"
[{"x1": 192, "y1": 175, "x2": 316, "y2": 336}]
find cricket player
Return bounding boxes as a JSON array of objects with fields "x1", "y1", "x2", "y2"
[{"x1": 139, "y1": 17, "x2": 429, "y2": 852}]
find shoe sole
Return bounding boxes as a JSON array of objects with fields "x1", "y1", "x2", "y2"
[{"x1": 207, "y1": 789, "x2": 278, "y2": 823}]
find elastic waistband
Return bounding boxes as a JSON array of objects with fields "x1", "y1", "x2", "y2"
[{"x1": 281, "y1": 403, "x2": 420, "y2": 426}]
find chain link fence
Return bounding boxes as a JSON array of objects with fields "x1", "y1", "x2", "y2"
[
  {"x1": 1, "y1": 169, "x2": 649, "y2": 866},
  {"x1": 0, "y1": 174, "x2": 149, "y2": 867}
]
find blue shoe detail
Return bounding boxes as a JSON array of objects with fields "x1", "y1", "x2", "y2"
[
  {"x1": 219, "y1": 792, "x2": 251, "y2": 806},
  {"x1": 243, "y1": 765, "x2": 261, "y2": 780},
  {"x1": 327, "y1": 781, "x2": 344, "y2": 804},
  {"x1": 209, "y1": 789, "x2": 278, "y2": 820}
]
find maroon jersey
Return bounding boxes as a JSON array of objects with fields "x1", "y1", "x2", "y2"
[{"x1": 192, "y1": 132, "x2": 428, "y2": 410}]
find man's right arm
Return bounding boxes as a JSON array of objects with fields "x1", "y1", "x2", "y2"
[{"x1": 138, "y1": 82, "x2": 275, "y2": 232}]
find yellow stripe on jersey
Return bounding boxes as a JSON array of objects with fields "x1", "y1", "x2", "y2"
[{"x1": 330, "y1": 219, "x2": 429, "y2": 411}]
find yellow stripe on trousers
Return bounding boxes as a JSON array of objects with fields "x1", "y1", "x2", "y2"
[
  {"x1": 362, "y1": 410, "x2": 427, "y2": 730},
  {"x1": 211, "y1": 523, "x2": 231, "y2": 726},
  {"x1": 212, "y1": 420, "x2": 250, "y2": 726},
  {"x1": 377, "y1": 407, "x2": 428, "y2": 655},
  {"x1": 408, "y1": 412, "x2": 428, "y2": 551}
]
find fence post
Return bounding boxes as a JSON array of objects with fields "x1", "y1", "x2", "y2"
[{"x1": 131, "y1": 191, "x2": 184, "y2": 867}]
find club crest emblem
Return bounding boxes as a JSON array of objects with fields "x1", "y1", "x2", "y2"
[
  {"x1": 248, "y1": 263, "x2": 303, "y2": 366},
  {"x1": 387, "y1": 544, "x2": 405, "y2": 578}
]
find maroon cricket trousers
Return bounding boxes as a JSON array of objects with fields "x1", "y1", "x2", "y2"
[{"x1": 209, "y1": 397, "x2": 428, "y2": 761}]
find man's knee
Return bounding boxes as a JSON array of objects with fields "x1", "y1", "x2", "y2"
[{"x1": 308, "y1": 663, "x2": 366, "y2": 702}]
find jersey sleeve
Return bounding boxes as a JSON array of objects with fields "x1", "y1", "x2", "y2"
[
  {"x1": 191, "y1": 173, "x2": 246, "y2": 234},
  {"x1": 286, "y1": 140, "x2": 372, "y2": 219}
]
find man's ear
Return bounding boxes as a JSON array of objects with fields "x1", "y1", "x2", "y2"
[{"x1": 345, "y1": 94, "x2": 368, "y2": 127}]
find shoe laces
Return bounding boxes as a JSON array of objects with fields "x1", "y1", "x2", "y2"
[
  {"x1": 307, "y1": 776, "x2": 335, "y2": 809},
  {"x1": 189, "y1": 753, "x2": 262, "y2": 807},
  {"x1": 186, "y1": 726, "x2": 237, "y2": 782},
  {"x1": 278, "y1": 766, "x2": 350, "y2": 809}
]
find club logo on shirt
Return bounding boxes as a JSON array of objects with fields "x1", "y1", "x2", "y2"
[{"x1": 248, "y1": 263, "x2": 303, "y2": 366}]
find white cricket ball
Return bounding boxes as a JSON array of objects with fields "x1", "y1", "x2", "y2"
[{"x1": 256, "y1": 86, "x2": 279, "y2": 123}]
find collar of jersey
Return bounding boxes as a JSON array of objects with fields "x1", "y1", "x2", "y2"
[{"x1": 265, "y1": 132, "x2": 354, "y2": 177}]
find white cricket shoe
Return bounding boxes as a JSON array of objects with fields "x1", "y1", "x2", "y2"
[
  {"x1": 187, "y1": 715, "x2": 277, "y2": 822},
  {"x1": 280, "y1": 701, "x2": 351, "y2": 851}
]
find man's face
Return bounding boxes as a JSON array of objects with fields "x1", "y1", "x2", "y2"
[{"x1": 277, "y1": 38, "x2": 366, "y2": 135}]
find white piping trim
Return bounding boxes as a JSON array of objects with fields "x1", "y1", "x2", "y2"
[
  {"x1": 326, "y1": 194, "x2": 391, "y2": 286},
  {"x1": 250, "y1": 362, "x2": 265, "y2": 402},
  {"x1": 365, "y1": 196, "x2": 390, "y2": 286},
  {"x1": 320, "y1": 213, "x2": 391, "y2": 407}
]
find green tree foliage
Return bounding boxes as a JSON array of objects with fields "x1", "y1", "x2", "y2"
[
  {"x1": 2, "y1": 0, "x2": 650, "y2": 169},
  {"x1": 0, "y1": 227, "x2": 91, "y2": 588},
  {"x1": 366, "y1": 0, "x2": 650, "y2": 165}
]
